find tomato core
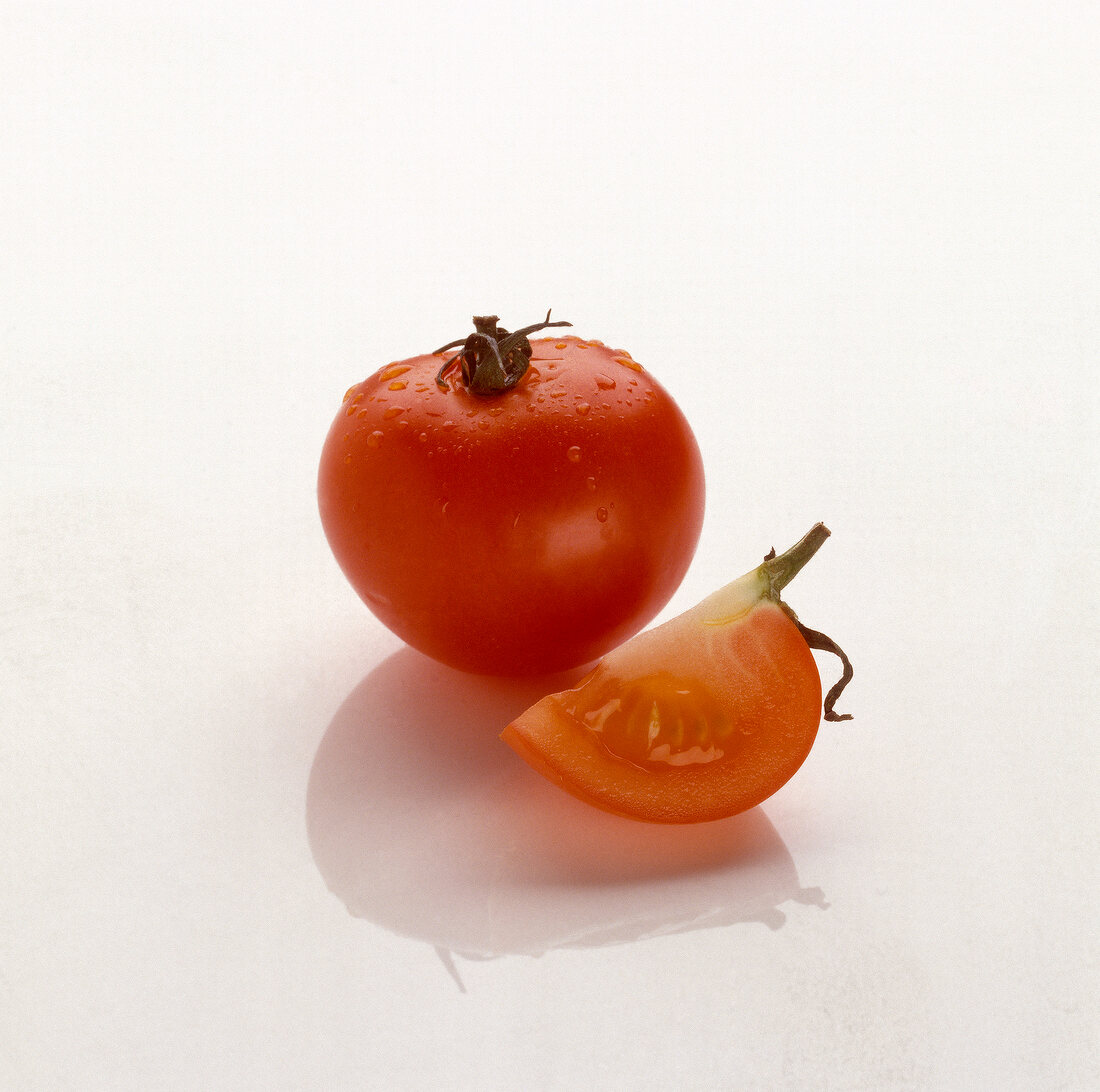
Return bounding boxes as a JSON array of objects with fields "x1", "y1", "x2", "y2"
[{"x1": 567, "y1": 671, "x2": 739, "y2": 769}]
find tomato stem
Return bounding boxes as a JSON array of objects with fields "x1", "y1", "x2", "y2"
[
  {"x1": 433, "y1": 310, "x2": 572, "y2": 395},
  {"x1": 790, "y1": 618, "x2": 854, "y2": 721},
  {"x1": 763, "y1": 523, "x2": 855, "y2": 721},
  {"x1": 761, "y1": 522, "x2": 831, "y2": 597}
]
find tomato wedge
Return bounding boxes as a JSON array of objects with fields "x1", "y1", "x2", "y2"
[{"x1": 501, "y1": 524, "x2": 853, "y2": 823}]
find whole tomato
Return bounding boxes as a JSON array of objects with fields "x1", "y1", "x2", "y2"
[{"x1": 318, "y1": 314, "x2": 705, "y2": 675}]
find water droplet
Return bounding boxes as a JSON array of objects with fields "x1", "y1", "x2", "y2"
[
  {"x1": 366, "y1": 430, "x2": 384, "y2": 448},
  {"x1": 555, "y1": 341, "x2": 568, "y2": 350},
  {"x1": 380, "y1": 363, "x2": 411, "y2": 380},
  {"x1": 478, "y1": 419, "x2": 490, "y2": 431},
  {"x1": 344, "y1": 453, "x2": 352, "y2": 464},
  {"x1": 575, "y1": 402, "x2": 591, "y2": 416},
  {"x1": 585, "y1": 476, "x2": 596, "y2": 491},
  {"x1": 343, "y1": 385, "x2": 357, "y2": 404},
  {"x1": 388, "y1": 380, "x2": 407, "y2": 391},
  {"x1": 383, "y1": 406, "x2": 404, "y2": 419},
  {"x1": 567, "y1": 445, "x2": 582, "y2": 463},
  {"x1": 440, "y1": 499, "x2": 450, "y2": 515},
  {"x1": 418, "y1": 432, "x2": 428, "y2": 443},
  {"x1": 595, "y1": 374, "x2": 616, "y2": 390},
  {"x1": 616, "y1": 356, "x2": 644, "y2": 372},
  {"x1": 596, "y1": 507, "x2": 609, "y2": 522}
]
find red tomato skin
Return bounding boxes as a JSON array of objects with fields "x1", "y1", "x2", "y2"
[{"x1": 318, "y1": 336, "x2": 705, "y2": 675}]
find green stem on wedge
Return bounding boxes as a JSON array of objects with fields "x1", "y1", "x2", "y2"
[
  {"x1": 760, "y1": 522, "x2": 832, "y2": 598},
  {"x1": 762, "y1": 523, "x2": 855, "y2": 722}
]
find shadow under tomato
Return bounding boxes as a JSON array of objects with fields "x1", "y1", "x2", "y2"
[{"x1": 306, "y1": 648, "x2": 826, "y2": 967}]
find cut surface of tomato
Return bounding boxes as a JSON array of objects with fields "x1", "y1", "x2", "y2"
[{"x1": 501, "y1": 524, "x2": 852, "y2": 823}]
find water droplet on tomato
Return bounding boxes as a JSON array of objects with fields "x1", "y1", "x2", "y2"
[
  {"x1": 596, "y1": 507, "x2": 609, "y2": 522},
  {"x1": 383, "y1": 406, "x2": 404, "y2": 419},
  {"x1": 418, "y1": 432, "x2": 428, "y2": 443},
  {"x1": 595, "y1": 374, "x2": 616, "y2": 390},
  {"x1": 575, "y1": 402, "x2": 591, "y2": 415},
  {"x1": 388, "y1": 380, "x2": 407, "y2": 391},
  {"x1": 380, "y1": 363, "x2": 411, "y2": 380},
  {"x1": 567, "y1": 446, "x2": 582, "y2": 463},
  {"x1": 366, "y1": 430, "x2": 384, "y2": 448},
  {"x1": 585, "y1": 476, "x2": 596, "y2": 491},
  {"x1": 616, "y1": 356, "x2": 643, "y2": 372}
]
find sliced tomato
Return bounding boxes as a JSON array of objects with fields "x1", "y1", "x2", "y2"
[{"x1": 501, "y1": 524, "x2": 852, "y2": 824}]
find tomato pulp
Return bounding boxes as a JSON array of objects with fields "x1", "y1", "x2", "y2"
[{"x1": 318, "y1": 321, "x2": 705, "y2": 675}]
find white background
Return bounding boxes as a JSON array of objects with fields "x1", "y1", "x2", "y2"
[{"x1": 3, "y1": 2, "x2": 1097, "y2": 1089}]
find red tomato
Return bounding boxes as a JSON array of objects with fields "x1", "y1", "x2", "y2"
[
  {"x1": 501, "y1": 524, "x2": 854, "y2": 822},
  {"x1": 318, "y1": 315, "x2": 705, "y2": 675}
]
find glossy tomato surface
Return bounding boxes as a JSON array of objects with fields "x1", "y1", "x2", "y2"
[{"x1": 318, "y1": 334, "x2": 705, "y2": 675}]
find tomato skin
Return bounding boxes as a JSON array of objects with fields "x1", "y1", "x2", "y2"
[
  {"x1": 502, "y1": 601, "x2": 822, "y2": 823},
  {"x1": 318, "y1": 336, "x2": 705, "y2": 675}
]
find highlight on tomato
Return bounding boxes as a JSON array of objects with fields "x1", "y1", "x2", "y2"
[
  {"x1": 317, "y1": 313, "x2": 705, "y2": 676},
  {"x1": 501, "y1": 524, "x2": 853, "y2": 823}
]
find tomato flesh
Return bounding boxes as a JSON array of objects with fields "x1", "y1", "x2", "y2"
[
  {"x1": 502, "y1": 599, "x2": 823, "y2": 824},
  {"x1": 318, "y1": 335, "x2": 705, "y2": 675}
]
